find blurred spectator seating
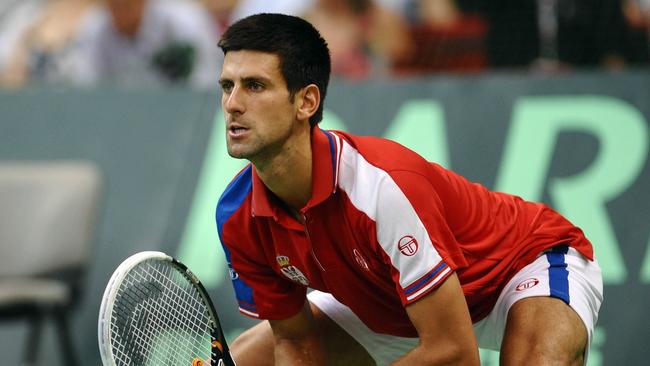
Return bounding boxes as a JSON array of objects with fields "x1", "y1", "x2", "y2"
[
  {"x1": 621, "y1": 0, "x2": 650, "y2": 65},
  {"x1": 0, "y1": 0, "x2": 96, "y2": 88},
  {"x1": 463, "y1": 0, "x2": 649, "y2": 72},
  {"x1": 394, "y1": 0, "x2": 487, "y2": 75},
  {"x1": 554, "y1": 0, "x2": 630, "y2": 69},
  {"x1": 226, "y1": 0, "x2": 312, "y2": 21},
  {"x1": 199, "y1": 0, "x2": 312, "y2": 41},
  {"x1": 68, "y1": 0, "x2": 220, "y2": 89},
  {"x1": 199, "y1": 0, "x2": 239, "y2": 40},
  {"x1": 302, "y1": 0, "x2": 415, "y2": 80},
  {"x1": 0, "y1": 161, "x2": 102, "y2": 366}
]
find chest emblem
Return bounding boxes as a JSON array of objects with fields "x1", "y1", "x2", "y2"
[
  {"x1": 398, "y1": 235, "x2": 419, "y2": 256},
  {"x1": 276, "y1": 255, "x2": 310, "y2": 286}
]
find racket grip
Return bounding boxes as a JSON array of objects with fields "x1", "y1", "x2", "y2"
[{"x1": 192, "y1": 358, "x2": 227, "y2": 366}]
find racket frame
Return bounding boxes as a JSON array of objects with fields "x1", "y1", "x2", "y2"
[{"x1": 98, "y1": 251, "x2": 235, "y2": 366}]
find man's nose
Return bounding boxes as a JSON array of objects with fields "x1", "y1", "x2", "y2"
[{"x1": 223, "y1": 86, "x2": 245, "y2": 114}]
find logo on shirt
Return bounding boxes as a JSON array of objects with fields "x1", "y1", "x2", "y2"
[
  {"x1": 516, "y1": 278, "x2": 539, "y2": 291},
  {"x1": 228, "y1": 267, "x2": 239, "y2": 280},
  {"x1": 398, "y1": 235, "x2": 419, "y2": 256},
  {"x1": 227, "y1": 262, "x2": 239, "y2": 280},
  {"x1": 353, "y1": 249, "x2": 369, "y2": 271},
  {"x1": 276, "y1": 255, "x2": 310, "y2": 286}
]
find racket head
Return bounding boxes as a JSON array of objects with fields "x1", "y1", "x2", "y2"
[{"x1": 98, "y1": 251, "x2": 233, "y2": 366}]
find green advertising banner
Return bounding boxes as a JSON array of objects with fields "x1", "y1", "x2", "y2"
[{"x1": 0, "y1": 71, "x2": 648, "y2": 365}]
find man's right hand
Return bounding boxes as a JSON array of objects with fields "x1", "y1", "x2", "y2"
[{"x1": 269, "y1": 300, "x2": 327, "y2": 366}]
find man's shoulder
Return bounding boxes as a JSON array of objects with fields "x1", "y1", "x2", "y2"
[
  {"x1": 334, "y1": 131, "x2": 435, "y2": 175},
  {"x1": 216, "y1": 165, "x2": 253, "y2": 224}
]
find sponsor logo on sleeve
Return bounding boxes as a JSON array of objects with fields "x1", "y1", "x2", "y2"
[
  {"x1": 227, "y1": 262, "x2": 239, "y2": 280},
  {"x1": 398, "y1": 235, "x2": 419, "y2": 256}
]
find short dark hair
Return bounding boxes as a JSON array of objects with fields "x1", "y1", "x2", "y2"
[{"x1": 218, "y1": 13, "x2": 331, "y2": 127}]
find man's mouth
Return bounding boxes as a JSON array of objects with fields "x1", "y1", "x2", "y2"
[{"x1": 229, "y1": 125, "x2": 249, "y2": 137}]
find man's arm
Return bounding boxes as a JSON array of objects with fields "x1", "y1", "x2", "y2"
[
  {"x1": 268, "y1": 300, "x2": 327, "y2": 366},
  {"x1": 392, "y1": 273, "x2": 480, "y2": 366}
]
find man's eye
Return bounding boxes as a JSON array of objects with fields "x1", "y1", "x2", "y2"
[
  {"x1": 220, "y1": 82, "x2": 233, "y2": 93},
  {"x1": 248, "y1": 82, "x2": 264, "y2": 91}
]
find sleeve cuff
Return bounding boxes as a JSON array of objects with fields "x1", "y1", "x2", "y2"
[{"x1": 402, "y1": 261, "x2": 453, "y2": 303}]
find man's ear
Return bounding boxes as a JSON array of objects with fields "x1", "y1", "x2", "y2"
[{"x1": 296, "y1": 84, "x2": 320, "y2": 122}]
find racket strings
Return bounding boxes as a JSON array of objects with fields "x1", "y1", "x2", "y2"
[
  {"x1": 110, "y1": 260, "x2": 213, "y2": 365},
  {"x1": 132, "y1": 265, "x2": 207, "y2": 364},
  {"x1": 140, "y1": 264, "x2": 211, "y2": 334},
  {"x1": 134, "y1": 263, "x2": 210, "y2": 362},
  {"x1": 139, "y1": 264, "x2": 213, "y2": 356},
  {"x1": 113, "y1": 263, "x2": 209, "y2": 365}
]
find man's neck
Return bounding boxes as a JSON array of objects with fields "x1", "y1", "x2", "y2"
[{"x1": 253, "y1": 129, "x2": 313, "y2": 212}]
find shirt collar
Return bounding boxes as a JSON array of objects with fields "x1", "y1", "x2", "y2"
[{"x1": 250, "y1": 128, "x2": 341, "y2": 218}]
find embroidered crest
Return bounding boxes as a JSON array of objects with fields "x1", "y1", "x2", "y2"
[{"x1": 276, "y1": 255, "x2": 309, "y2": 286}]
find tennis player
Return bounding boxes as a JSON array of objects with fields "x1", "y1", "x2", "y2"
[{"x1": 215, "y1": 13, "x2": 603, "y2": 366}]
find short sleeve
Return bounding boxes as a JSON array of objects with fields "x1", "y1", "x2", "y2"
[
  {"x1": 216, "y1": 167, "x2": 306, "y2": 320},
  {"x1": 373, "y1": 170, "x2": 465, "y2": 305},
  {"x1": 220, "y1": 235, "x2": 307, "y2": 320}
]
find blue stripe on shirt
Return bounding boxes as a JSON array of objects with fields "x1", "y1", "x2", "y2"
[
  {"x1": 216, "y1": 165, "x2": 256, "y2": 311},
  {"x1": 404, "y1": 262, "x2": 448, "y2": 295},
  {"x1": 322, "y1": 129, "x2": 338, "y2": 188}
]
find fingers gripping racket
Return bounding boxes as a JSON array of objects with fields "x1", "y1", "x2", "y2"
[{"x1": 99, "y1": 251, "x2": 236, "y2": 366}]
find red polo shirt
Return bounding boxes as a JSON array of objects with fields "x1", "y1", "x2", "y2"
[{"x1": 216, "y1": 128, "x2": 593, "y2": 337}]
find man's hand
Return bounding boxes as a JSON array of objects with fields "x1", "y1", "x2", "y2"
[{"x1": 269, "y1": 300, "x2": 327, "y2": 365}]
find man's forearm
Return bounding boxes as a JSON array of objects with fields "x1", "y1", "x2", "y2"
[{"x1": 390, "y1": 343, "x2": 479, "y2": 366}]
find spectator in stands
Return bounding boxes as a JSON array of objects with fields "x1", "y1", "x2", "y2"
[
  {"x1": 200, "y1": 0, "x2": 311, "y2": 39},
  {"x1": 301, "y1": 0, "x2": 414, "y2": 79},
  {"x1": 0, "y1": 0, "x2": 96, "y2": 87},
  {"x1": 621, "y1": 0, "x2": 650, "y2": 64},
  {"x1": 69, "y1": 0, "x2": 220, "y2": 89},
  {"x1": 461, "y1": 0, "x2": 539, "y2": 69},
  {"x1": 465, "y1": 0, "x2": 638, "y2": 71},
  {"x1": 199, "y1": 0, "x2": 314, "y2": 65},
  {"x1": 393, "y1": 0, "x2": 487, "y2": 75},
  {"x1": 228, "y1": 0, "x2": 312, "y2": 20},
  {"x1": 554, "y1": 0, "x2": 629, "y2": 70},
  {"x1": 200, "y1": 0, "x2": 239, "y2": 40}
]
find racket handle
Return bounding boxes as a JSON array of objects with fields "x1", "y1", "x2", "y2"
[{"x1": 191, "y1": 357, "x2": 233, "y2": 366}]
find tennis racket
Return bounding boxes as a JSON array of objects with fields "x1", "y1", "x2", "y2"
[{"x1": 98, "y1": 251, "x2": 237, "y2": 366}]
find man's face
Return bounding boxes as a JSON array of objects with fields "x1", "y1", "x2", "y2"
[{"x1": 219, "y1": 50, "x2": 301, "y2": 162}]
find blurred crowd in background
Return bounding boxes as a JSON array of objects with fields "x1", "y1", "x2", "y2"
[{"x1": 0, "y1": 0, "x2": 649, "y2": 89}]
